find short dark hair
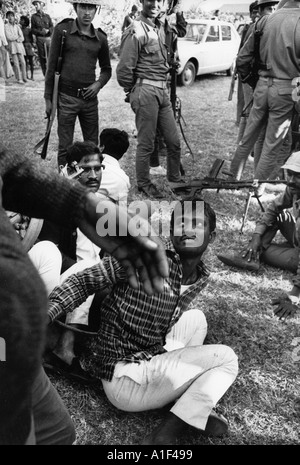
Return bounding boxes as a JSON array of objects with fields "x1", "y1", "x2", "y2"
[
  {"x1": 99, "y1": 128, "x2": 129, "y2": 160},
  {"x1": 66, "y1": 141, "x2": 102, "y2": 166},
  {"x1": 170, "y1": 198, "x2": 216, "y2": 235},
  {"x1": 20, "y1": 15, "x2": 30, "y2": 27},
  {"x1": 132, "y1": 4, "x2": 138, "y2": 11},
  {"x1": 6, "y1": 11, "x2": 15, "y2": 18}
]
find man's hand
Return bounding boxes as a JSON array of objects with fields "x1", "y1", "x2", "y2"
[
  {"x1": 271, "y1": 294, "x2": 299, "y2": 320},
  {"x1": 241, "y1": 233, "x2": 262, "y2": 262},
  {"x1": 77, "y1": 193, "x2": 169, "y2": 295},
  {"x1": 82, "y1": 82, "x2": 102, "y2": 100}
]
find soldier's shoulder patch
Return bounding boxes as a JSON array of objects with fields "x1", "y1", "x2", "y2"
[
  {"x1": 57, "y1": 18, "x2": 73, "y2": 25},
  {"x1": 96, "y1": 27, "x2": 107, "y2": 37}
]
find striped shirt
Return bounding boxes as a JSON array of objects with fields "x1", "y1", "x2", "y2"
[{"x1": 48, "y1": 239, "x2": 210, "y2": 381}]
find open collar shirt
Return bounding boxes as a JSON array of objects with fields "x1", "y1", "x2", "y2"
[
  {"x1": 31, "y1": 11, "x2": 53, "y2": 37},
  {"x1": 48, "y1": 239, "x2": 210, "y2": 381}
]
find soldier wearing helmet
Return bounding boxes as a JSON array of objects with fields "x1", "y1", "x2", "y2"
[
  {"x1": 44, "y1": 0, "x2": 112, "y2": 167},
  {"x1": 31, "y1": 1, "x2": 54, "y2": 75}
]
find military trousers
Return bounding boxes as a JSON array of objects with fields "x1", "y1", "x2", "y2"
[
  {"x1": 231, "y1": 77, "x2": 294, "y2": 181},
  {"x1": 130, "y1": 83, "x2": 182, "y2": 188}
]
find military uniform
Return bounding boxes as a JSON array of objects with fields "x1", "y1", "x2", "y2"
[
  {"x1": 31, "y1": 9, "x2": 53, "y2": 75},
  {"x1": 231, "y1": 5, "x2": 300, "y2": 182},
  {"x1": 44, "y1": 18, "x2": 112, "y2": 166},
  {"x1": 117, "y1": 13, "x2": 182, "y2": 191}
]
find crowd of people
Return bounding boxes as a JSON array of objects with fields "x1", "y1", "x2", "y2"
[
  {"x1": 1, "y1": 0, "x2": 300, "y2": 447},
  {"x1": 0, "y1": 0, "x2": 53, "y2": 83}
]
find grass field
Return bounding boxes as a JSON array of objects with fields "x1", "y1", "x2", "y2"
[{"x1": 1, "y1": 60, "x2": 300, "y2": 446}]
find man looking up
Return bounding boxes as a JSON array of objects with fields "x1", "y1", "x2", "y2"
[
  {"x1": 48, "y1": 199, "x2": 238, "y2": 445},
  {"x1": 31, "y1": 1, "x2": 53, "y2": 76},
  {"x1": 44, "y1": 0, "x2": 112, "y2": 167},
  {"x1": 116, "y1": 0, "x2": 184, "y2": 199}
]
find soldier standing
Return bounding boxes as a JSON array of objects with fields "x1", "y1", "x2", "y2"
[{"x1": 31, "y1": 1, "x2": 53, "y2": 76}]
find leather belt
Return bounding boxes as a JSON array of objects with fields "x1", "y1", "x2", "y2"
[
  {"x1": 136, "y1": 78, "x2": 167, "y2": 89},
  {"x1": 59, "y1": 82, "x2": 87, "y2": 99}
]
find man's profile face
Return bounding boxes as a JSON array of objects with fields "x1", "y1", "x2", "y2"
[
  {"x1": 77, "y1": 153, "x2": 104, "y2": 192},
  {"x1": 287, "y1": 170, "x2": 300, "y2": 193},
  {"x1": 140, "y1": 0, "x2": 166, "y2": 19},
  {"x1": 171, "y1": 202, "x2": 212, "y2": 257}
]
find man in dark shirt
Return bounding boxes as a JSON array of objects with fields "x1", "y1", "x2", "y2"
[
  {"x1": 31, "y1": 0, "x2": 53, "y2": 75},
  {"x1": 44, "y1": 0, "x2": 112, "y2": 166}
]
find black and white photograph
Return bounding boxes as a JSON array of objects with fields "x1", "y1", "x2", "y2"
[{"x1": 0, "y1": 0, "x2": 299, "y2": 451}]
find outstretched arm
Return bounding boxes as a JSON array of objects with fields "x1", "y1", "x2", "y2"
[{"x1": 1, "y1": 145, "x2": 169, "y2": 295}]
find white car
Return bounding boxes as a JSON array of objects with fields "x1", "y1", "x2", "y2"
[{"x1": 177, "y1": 19, "x2": 241, "y2": 87}]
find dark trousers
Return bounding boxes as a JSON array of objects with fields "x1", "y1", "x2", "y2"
[
  {"x1": 130, "y1": 83, "x2": 181, "y2": 188},
  {"x1": 57, "y1": 92, "x2": 99, "y2": 167},
  {"x1": 260, "y1": 211, "x2": 299, "y2": 273},
  {"x1": 0, "y1": 205, "x2": 74, "y2": 445},
  {"x1": 36, "y1": 37, "x2": 50, "y2": 76},
  {"x1": 28, "y1": 367, "x2": 75, "y2": 445}
]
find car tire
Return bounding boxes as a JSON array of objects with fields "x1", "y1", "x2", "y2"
[{"x1": 179, "y1": 61, "x2": 196, "y2": 87}]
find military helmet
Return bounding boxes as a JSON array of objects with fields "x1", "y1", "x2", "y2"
[
  {"x1": 257, "y1": 0, "x2": 279, "y2": 5},
  {"x1": 65, "y1": 0, "x2": 102, "y2": 5}
]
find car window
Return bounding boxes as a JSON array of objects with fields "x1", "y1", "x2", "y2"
[
  {"x1": 205, "y1": 25, "x2": 220, "y2": 42},
  {"x1": 185, "y1": 23, "x2": 207, "y2": 42},
  {"x1": 221, "y1": 25, "x2": 232, "y2": 41}
]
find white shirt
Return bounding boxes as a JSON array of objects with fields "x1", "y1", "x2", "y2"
[
  {"x1": 76, "y1": 192, "x2": 101, "y2": 263},
  {"x1": 0, "y1": 15, "x2": 8, "y2": 47},
  {"x1": 100, "y1": 154, "x2": 130, "y2": 207}
]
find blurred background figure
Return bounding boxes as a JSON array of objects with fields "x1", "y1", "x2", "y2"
[
  {"x1": 20, "y1": 15, "x2": 35, "y2": 81},
  {"x1": 4, "y1": 10, "x2": 27, "y2": 84},
  {"x1": 121, "y1": 4, "x2": 138, "y2": 32},
  {"x1": 31, "y1": 0, "x2": 53, "y2": 76}
]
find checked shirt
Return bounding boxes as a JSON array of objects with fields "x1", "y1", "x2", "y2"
[{"x1": 48, "y1": 239, "x2": 210, "y2": 381}]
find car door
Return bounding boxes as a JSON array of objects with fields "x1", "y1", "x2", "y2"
[
  {"x1": 198, "y1": 23, "x2": 222, "y2": 74},
  {"x1": 219, "y1": 24, "x2": 239, "y2": 70}
]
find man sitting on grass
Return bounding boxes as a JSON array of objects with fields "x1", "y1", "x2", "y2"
[
  {"x1": 47, "y1": 198, "x2": 238, "y2": 445},
  {"x1": 218, "y1": 151, "x2": 300, "y2": 320}
]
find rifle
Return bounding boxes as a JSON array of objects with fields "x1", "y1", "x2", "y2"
[
  {"x1": 170, "y1": 177, "x2": 287, "y2": 196},
  {"x1": 169, "y1": 61, "x2": 195, "y2": 171},
  {"x1": 34, "y1": 30, "x2": 67, "y2": 160},
  {"x1": 240, "y1": 19, "x2": 264, "y2": 90},
  {"x1": 228, "y1": 64, "x2": 237, "y2": 101},
  {"x1": 170, "y1": 175, "x2": 287, "y2": 234}
]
